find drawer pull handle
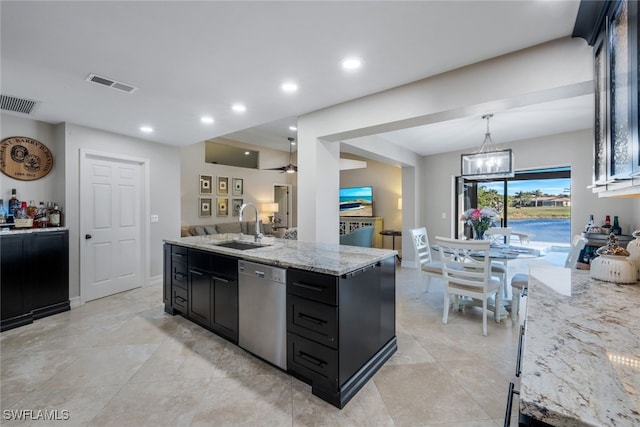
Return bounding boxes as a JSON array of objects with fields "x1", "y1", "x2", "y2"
[
  {"x1": 190, "y1": 270, "x2": 203, "y2": 276},
  {"x1": 292, "y1": 281, "x2": 325, "y2": 292},
  {"x1": 298, "y1": 351, "x2": 326, "y2": 368},
  {"x1": 298, "y1": 312, "x2": 326, "y2": 326},
  {"x1": 212, "y1": 275, "x2": 230, "y2": 283},
  {"x1": 174, "y1": 253, "x2": 184, "y2": 257},
  {"x1": 175, "y1": 296, "x2": 186, "y2": 303},
  {"x1": 516, "y1": 325, "x2": 525, "y2": 377}
]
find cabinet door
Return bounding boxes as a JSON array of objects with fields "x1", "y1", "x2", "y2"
[
  {"x1": 1, "y1": 235, "x2": 28, "y2": 320},
  {"x1": 31, "y1": 231, "x2": 69, "y2": 310},
  {"x1": 211, "y1": 276, "x2": 238, "y2": 341},
  {"x1": 188, "y1": 269, "x2": 211, "y2": 326}
]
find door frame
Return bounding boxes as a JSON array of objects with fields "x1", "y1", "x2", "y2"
[
  {"x1": 79, "y1": 149, "x2": 151, "y2": 304},
  {"x1": 273, "y1": 183, "x2": 292, "y2": 228}
]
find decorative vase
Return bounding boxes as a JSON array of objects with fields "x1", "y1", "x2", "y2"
[{"x1": 473, "y1": 226, "x2": 485, "y2": 240}]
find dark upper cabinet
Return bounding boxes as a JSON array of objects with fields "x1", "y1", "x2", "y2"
[{"x1": 575, "y1": 0, "x2": 640, "y2": 195}]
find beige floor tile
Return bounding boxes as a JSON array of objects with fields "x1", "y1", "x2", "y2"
[
  {"x1": 373, "y1": 362, "x2": 493, "y2": 426},
  {"x1": 190, "y1": 375, "x2": 292, "y2": 426},
  {"x1": 386, "y1": 331, "x2": 436, "y2": 365},
  {"x1": 0, "y1": 349, "x2": 78, "y2": 394}
]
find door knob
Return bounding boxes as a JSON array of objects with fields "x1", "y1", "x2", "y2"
[{"x1": 85, "y1": 234, "x2": 92, "y2": 239}]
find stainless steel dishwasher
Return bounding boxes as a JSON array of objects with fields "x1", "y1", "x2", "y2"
[{"x1": 238, "y1": 260, "x2": 287, "y2": 370}]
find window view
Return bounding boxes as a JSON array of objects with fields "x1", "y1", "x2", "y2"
[{"x1": 457, "y1": 167, "x2": 571, "y2": 245}]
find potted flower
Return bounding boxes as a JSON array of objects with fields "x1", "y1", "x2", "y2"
[{"x1": 461, "y1": 207, "x2": 498, "y2": 240}]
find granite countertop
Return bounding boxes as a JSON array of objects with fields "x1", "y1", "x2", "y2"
[
  {"x1": 0, "y1": 226, "x2": 69, "y2": 235},
  {"x1": 520, "y1": 266, "x2": 640, "y2": 426},
  {"x1": 164, "y1": 234, "x2": 397, "y2": 276}
]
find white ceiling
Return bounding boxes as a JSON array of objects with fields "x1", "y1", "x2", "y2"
[{"x1": 1, "y1": 1, "x2": 590, "y2": 156}]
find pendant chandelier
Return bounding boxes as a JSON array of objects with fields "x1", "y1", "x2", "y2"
[{"x1": 461, "y1": 114, "x2": 514, "y2": 179}]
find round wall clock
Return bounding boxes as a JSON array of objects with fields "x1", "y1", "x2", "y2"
[{"x1": 0, "y1": 136, "x2": 54, "y2": 181}]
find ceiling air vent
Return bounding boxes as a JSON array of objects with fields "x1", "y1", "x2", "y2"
[
  {"x1": 86, "y1": 73, "x2": 137, "y2": 93},
  {"x1": 0, "y1": 94, "x2": 39, "y2": 114}
]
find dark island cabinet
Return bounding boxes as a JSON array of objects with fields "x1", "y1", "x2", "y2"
[
  {"x1": 286, "y1": 256, "x2": 397, "y2": 408},
  {"x1": 1, "y1": 230, "x2": 70, "y2": 332},
  {"x1": 163, "y1": 244, "x2": 238, "y2": 342}
]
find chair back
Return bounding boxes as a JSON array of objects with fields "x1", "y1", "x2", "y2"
[
  {"x1": 339, "y1": 226, "x2": 374, "y2": 247},
  {"x1": 485, "y1": 227, "x2": 512, "y2": 245},
  {"x1": 435, "y1": 236, "x2": 492, "y2": 289},
  {"x1": 409, "y1": 227, "x2": 433, "y2": 266},
  {"x1": 564, "y1": 235, "x2": 588, "y2": 269}
]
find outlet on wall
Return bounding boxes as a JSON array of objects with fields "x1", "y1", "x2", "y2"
[
  {"x1": 151, "y1": 215, "x2": 159, "y2": 223},
  {"x1": 441, "y1": 212, "x2": 446, "y2": 219}
]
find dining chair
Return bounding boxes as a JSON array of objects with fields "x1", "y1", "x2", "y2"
[
  {"x1": 485, "y1": 227, "x2": 512, "y2": 297},
  {"x1": 508, "y1": 235, "x2": 588, "y2": 324},
  {"x1": 409, "y1": 227, "x2": 442, "y2": 292},
  {"x1": 436, "y1": 236, "x2": 502, "y2": 336}
]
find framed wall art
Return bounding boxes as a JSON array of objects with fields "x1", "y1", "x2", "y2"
[
  {"x1": 217, "y1": 176, "x2": 229, "y2": 195},
  {"x1": 199, "y1": 175, "x2": 212, "y2": 194},
  {"x1": 199, "y1": 197, "x2": 212, "y2": 217},
  {"x1": 232, "y1": 178, "x2": 243, "y2": 196},
  {"x1": 232, "y1": 198, "x2": 243, "y2": 216},
  {"x1": 216, "y1": 197, "x2": 229, "y2": 216}
]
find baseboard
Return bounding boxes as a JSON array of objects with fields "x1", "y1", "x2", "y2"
[
  {"x1": 401, "y1": 260, "x2": 418, "y2": 269},
  {"x1": 69, "y1": 296, "x2": 82, "y2": 309},
  {"x1": 148, "y1": 275, "x2": 162, "y2": 286}
]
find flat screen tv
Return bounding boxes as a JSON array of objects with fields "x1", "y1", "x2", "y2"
[{"x1": 339, "y1": 186, "x2": 373, "y2": 217}]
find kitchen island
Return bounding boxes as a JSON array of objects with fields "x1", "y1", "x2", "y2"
[
  {"x1": 519, "y1": 267, "x2": 640, "y2": 426},
  {"x1": 163, "y1": 233, "x2": 397, "y2": 409}
]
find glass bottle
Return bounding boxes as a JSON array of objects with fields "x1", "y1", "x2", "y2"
[
  {"x1": 602, "y1": 215, "x2": 611, "y2": 233},
  {"x1": 34, "y1": 201, "x2": 48, "y2": 228},
  {"x1": 585, "y1": 214, "x2": 594, "y2": 232},
  {"x1": 49, "y1": 203, "x2": 61, "y2": 227},
  {"x1": 0, "y1": 200, "x2": 6, "y2": 224},
  {"x1": 8, "y1": 189, "x2": 20, "y2": 217},
  {"x1": 26, "y1": 200, "x2": 37, "y2": 219},
  {"x1": 611, "y1": 216, "x2": 622, "y2": 235}
]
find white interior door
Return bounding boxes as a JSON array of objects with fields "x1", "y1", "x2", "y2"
[{"x1": 81, "y1": 152, "x2": 144, "y2": 302}]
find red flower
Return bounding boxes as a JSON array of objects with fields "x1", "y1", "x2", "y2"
[{"x1": 470, "y1": 209, "x2": 481, "y2": 221}]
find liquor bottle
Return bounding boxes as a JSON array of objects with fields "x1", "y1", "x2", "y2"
[
  {"x1": 585, "y1": 214, "x2": 594, "y2": 232},
  {"x1": 0, "y1": 200, "x2": 6, "y2": 224},
  {"x1": 602, "y1": 215, "x2": 611, "y2": 233},
  {"x1": 8, "y1": 189, "x2": 20, "y2": 217},
  {"x1": 611, "y1": 216, "x2": 622, "y2": 235},
  {"x1": 34, "y1": 201, "x2": 48, "y2": 228},
  {"x1": 26, "y1": 200, "x2": 37, "y2": 219},
  {"x1": 14, "y1": 201, "x2": 31, "y2": 228},
  {"x1": 49, "y1": 203, "x2": 61, "y2": 227}
]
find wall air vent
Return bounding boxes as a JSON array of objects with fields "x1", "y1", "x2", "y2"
[
  {"x1": 86, "y1": 73, "x2": 137, "y2": 93},
  {"x1": 0, "y1": 94, "x2": 39, "y2": 114}
]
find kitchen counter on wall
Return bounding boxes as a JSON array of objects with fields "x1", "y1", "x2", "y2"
[
  {"x1": 520, "y1": 267, "x2": 640, "y2": 426},
  {"x1": 0, "y1": 226, "x2": 69, "y2": 235},
  {"x1": 163, "y1": 233, "x2": 397, "y2": 275}
]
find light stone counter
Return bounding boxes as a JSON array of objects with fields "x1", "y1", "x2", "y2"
[
  {"x1": 164, "y1": 233, "x2": 397, "y2": 276},
  {"x1": 0, "y1": 226, "x2": 69, "y2": 235},
  {"x1": 520, "y1": 266, "x2": 640, "y2": 426}
]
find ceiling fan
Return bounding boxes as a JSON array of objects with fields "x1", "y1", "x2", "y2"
[{"x1": 265, "y1": 137, "x2": 297, "y2": 173}]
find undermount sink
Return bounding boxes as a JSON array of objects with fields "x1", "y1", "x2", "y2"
[{"x1": 210, "y1": 241, "x2": 270, "y2": 250}]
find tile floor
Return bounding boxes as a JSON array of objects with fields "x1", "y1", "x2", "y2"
[{"x1": 1, "y1": 254, "x2": 563, "y2": 426}]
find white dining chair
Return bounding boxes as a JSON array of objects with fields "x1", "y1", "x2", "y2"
[
  {"x1": 436, "y1": 236, "x2": 502, "y2": 336},
  {"x1": 485, "y1": 227, "x2": 512, "y2": 297},
  {"x1": 409, "y1": 227, "x2": 442, "y2": 292}
]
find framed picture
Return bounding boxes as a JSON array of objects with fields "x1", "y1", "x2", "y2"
[
  {"x1": 199, "y1": 175, "x2": 212, "y2": 194},
  {"x1": 199, "y1": 197, "x2": 212, "y2": 217},
  {"x1": 216, "y1": 197, "x2": 229, "y2": 216},
  {"x1": 232, "y1": 178, "x2": 243, "y2": 196},
  {"x1": 232, "y1": 198, "x2": 243, "y2": 216},
  {"x1": 217, "y1": 176, "x2": 229, "y2": 195}
]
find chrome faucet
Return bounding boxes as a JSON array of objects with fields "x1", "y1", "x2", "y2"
[{"x1": 238, "y1": 203, "x2": 263, "y2": 242}]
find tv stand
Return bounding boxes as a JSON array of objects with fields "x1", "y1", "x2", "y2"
[{"x1": 339, "y1": 217, "x2": 383, "y2": 248}]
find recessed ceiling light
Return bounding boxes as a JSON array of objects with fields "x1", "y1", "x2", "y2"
[
  {"x1": 281, "y1": 82, "x2": 298, "y2": 93},
  {"x1": 341, "y1": 57, "x2": 362, "y2": 70},
  {"x1": 140, "y1": 126, "x2": 153, "y2": 133},
  {"x1": 244, "y1": 151, "x2": 250, "y2": 155},
  {"x1": 232, "y1": 104, "x2": 246, "y2": 113},
  {"x1": 289, "y1": 126, "x2": 297, "y2": 131},
  {"x1": 201, "y1": 116, "x2": 214, "y2": 124}
]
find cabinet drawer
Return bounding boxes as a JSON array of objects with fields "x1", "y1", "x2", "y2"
[
  {"x1": 172, "y1": 245, "x2": 188, "y2": 261},
  {"x1": 189, "y1": 249, "x2": 212, "y2": 272},
  {"x1": 173, "y1": 286, "x2": 188, "y2": 313},
  {"x1": 288, "y1": 295, "x2": 338, "y2": 349},
  {"x1": 172, "y1": 261, "x2": 188, "y2": 289},
  {"x1": 287, "y1": 269, "x2": 338, "y2": 305},
  {"x1": 288, "y1": 332, "x2": 338, "y2": 389}
]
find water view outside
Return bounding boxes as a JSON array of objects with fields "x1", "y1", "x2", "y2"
[{"x1": 508, "y1": 218, "x2": 570, "y2": 244}]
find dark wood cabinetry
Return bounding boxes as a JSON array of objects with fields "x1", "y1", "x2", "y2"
[
  {"x1": 1, "y1": 230, "x2": 70, "y2": 332},
  {"x1": 163, "y1": 244, "x2": 238, "y2": 342},
  {"x1": 286, "y1": 256, "x2": 397, "y2": 408}
]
